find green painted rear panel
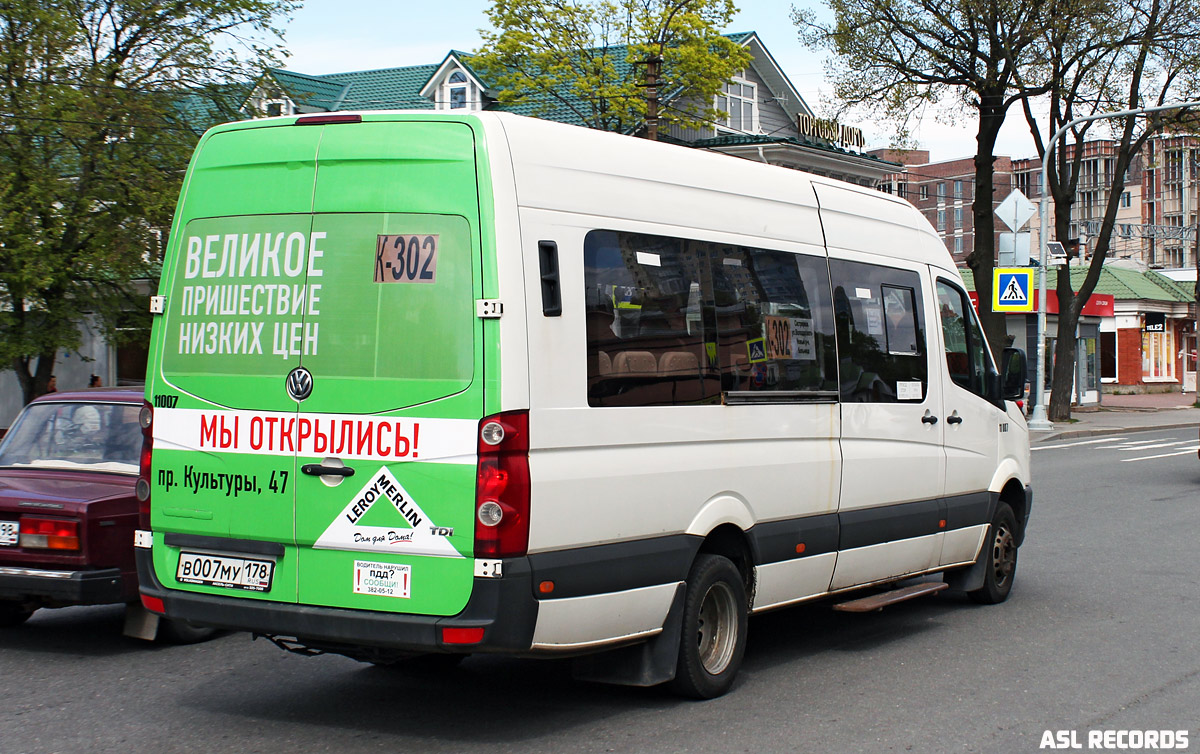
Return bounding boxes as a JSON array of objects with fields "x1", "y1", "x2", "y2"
[{"x1": 147, "y1": 117, "x2": 490, "y2": 617}]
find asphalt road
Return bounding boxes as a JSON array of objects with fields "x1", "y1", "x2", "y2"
[{"x1": 2, "y1": 429, "x2": 1198, "y2": 754}]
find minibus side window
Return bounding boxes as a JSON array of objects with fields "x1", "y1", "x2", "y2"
[
  {"x1": 583, "y1": 230, "x2": 719, "y2": 407},
  {"x1": 829, "y1": 260, "x2": 928, "y2": 403},
  {"x1": 711, "y1": 247, "x2": 838, "y2": 397},
  {"x1": 936, "y1": 279, "x2": 993, "y2": 397}
]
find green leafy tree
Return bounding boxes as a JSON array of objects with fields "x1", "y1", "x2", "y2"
[
  {"x1": 796, "y1": 0, "x2": 1057, "y2": 360},
  {"x1": 0, "y1": 0, "x2": 296, "y2": 403},
  {"x1": 473, "y1": 0, "x2": 751, "y2": 138}
]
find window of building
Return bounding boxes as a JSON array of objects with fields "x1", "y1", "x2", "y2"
[
  {"x1": 1120, "y1": 191, "x2": 1131, "y2": 208},
  {"x1": 829, "y1": 260, "x2": 928, "y2": 403},
  {"x1": 936, "y1": 280, "x2": 993, "y2": 398},
  {"x1": 937, "y1": 209, "x2": 946, "y2": 230},
  {"x1": 937, "y1": 183, "x2": 946, "y2": 200},
  {"x1": 448, "y1": 71, "x2": 468, "y2": 109},
  {"x1": 953, "y1": 180, "x2": 962, "y2": 199},
  {"x1": 954, "y1": 206, "x2": 963, "y2": 228},
  {"x1": 716, "y1": 74, "x2": 757, "y2": 133},
  {"x1": 954, "y1": 236, "x2": 964, "y2": 255},
  {"x1": 920, "y1": 184, "x2": 929, "y2": 200},
  {"x1": 1143, "y1": 327, "x2": 1175, "y2": 380}
]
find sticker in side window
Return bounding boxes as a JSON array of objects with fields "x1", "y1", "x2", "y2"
[
  {"x1": 375, "y1": 234, "x2": 439, "y2": 284},
  {"x1": 897, "y1": 381, "x2": 923, "y2": 401}
]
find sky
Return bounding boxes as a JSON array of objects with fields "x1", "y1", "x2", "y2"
[{"x1": 278, "y1": 0, "x2": 1036, "y2": 162}]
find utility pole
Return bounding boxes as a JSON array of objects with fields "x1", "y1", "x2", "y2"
[{"x1": 643, "y1": 56, "x2": 660, "y2": 141}]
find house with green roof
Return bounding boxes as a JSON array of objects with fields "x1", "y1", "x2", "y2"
[
  {"x1": 245, "y1": 33, "x2": 896, "y2": 188},
  {"x1": 961, "y1": 265, "x2": 1197, "y2": 399}
]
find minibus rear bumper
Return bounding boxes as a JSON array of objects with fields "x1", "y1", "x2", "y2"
[{"x1": 135, "y1": 548, "x2": 538, "y2": 654}]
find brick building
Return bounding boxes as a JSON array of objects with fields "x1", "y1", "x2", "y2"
[{"x1": 873, "y1": 150, "x2": 1018, "y2": 266}]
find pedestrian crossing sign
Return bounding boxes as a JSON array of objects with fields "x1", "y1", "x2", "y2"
[{"x1": 992, "y1": 268, "x2": 1034, "y2": 312}]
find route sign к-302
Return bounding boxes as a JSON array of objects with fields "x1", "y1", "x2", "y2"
[{"x1": 992, "y1": 268, "x2": 1034, "y2": 312}]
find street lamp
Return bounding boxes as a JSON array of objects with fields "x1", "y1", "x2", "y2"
[{"x1": 1028, "y1": 100, "x2": 1200, "y2": 430}]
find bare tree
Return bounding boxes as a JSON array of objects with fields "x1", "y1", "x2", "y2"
[{"x1": 796, "y1": 0, "x2": 1057, "y2": 359}]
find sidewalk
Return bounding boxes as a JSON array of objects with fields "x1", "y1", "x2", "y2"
[{"x1": 1030, "y1": 391, "x2": 1200, "y2": 444}]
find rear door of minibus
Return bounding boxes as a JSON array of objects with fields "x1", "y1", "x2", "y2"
[{"x1": 151, "y1": 116, "x2": 486, "y2": 618}]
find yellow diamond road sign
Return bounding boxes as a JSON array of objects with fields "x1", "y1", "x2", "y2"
[{"x1": 993, "y1": 268, "x2": 1034, "y2": 312}]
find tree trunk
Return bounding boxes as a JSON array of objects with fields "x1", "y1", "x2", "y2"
[
  {"x1": 12, "y1": 353, "x2": 56, "y2": 405},
  {"x1": 967, "y1": 93, "x2": 1008, "y2": 361},
  {"x1": 1048, "y1": 296, "x2": 1081, "y2": 421}
]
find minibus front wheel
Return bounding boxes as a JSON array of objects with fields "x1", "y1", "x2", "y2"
[
  {"x1": 671, "y1": 554, "x2": 748, "y2": 699},
  {"x1": 968, "y1": 502, "x2": 1019, "y2": 605}
]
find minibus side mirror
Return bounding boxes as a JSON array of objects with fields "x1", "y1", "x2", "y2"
[{"x1": 1000, "y1": 347, "x2": 1027, "y2": 401}]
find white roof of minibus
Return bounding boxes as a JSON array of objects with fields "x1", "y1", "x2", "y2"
[{"x1": 477, "y1": 111, "x2": 952, "y2": 269}]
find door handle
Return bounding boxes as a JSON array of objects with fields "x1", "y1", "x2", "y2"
[
  {"x1": 921, "y1": 411, "x2": 938, "y2": 425},
  {"x1": 301, "y1": 463, "x2": 355, "y2": 477},
  {"x1": 947, "y1": 412, "x2": 963, "y2": 425}
]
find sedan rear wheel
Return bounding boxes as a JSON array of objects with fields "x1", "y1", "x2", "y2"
[{"x1": 0, "y1": 601, "x2": 35, "y2": 628}]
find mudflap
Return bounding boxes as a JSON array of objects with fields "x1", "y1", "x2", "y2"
[
  {"x1": 123, "y1": 602, "x2": 161, "y2": 642},
  {"x1": 571, "y1": 582, "x2": 685, "y2": 688},
  {"x1": 944, "y1": 548, "x2": 988, "y2": 593}
]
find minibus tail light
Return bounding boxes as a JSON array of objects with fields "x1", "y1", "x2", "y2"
[
  {"x1": 137, "y1": 401, "x2": 153, "y2": 530},
  {"x1": 474, "y1": 411, "x2": 530, "y2": 558}
]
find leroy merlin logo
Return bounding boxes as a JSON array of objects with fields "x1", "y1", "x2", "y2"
[{"x1": 314, "y1": 467, "x2": 462, "y2": 558}]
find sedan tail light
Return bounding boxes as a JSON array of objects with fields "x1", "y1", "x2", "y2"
[
  {"x1": 20, "y1": 517, "x2": 81, "y2": 551},
  {"x1": 137, "y1": 401, "x2": 152, "y2": 530}
]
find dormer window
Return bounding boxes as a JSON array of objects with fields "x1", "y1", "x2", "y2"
[
  {"x1": 715, "y1": 72, "x2": 757, "y2": 134},
  {"x1": 448, "y1": 71, "x2": 468, "y2": 109}
]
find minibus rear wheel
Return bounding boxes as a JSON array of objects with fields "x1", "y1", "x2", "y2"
[
  {"x1": 968, "y1": 502, "x2": 1018, "y2": 605},
  {"x1": 671, "y1": 554, "x2": 748, "y2": 699}
]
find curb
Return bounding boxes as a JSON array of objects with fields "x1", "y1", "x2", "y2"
[{"x1": 1032, "y1": 421, "x2": 1198, "y2": 445}]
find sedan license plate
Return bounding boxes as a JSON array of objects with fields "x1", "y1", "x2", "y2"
[
  {"x1": 0, "y1": 521, "x2": 16, "y2": 546},
  {"x1": 176, "y1": 551, "x2": 273, "y2": 592}
]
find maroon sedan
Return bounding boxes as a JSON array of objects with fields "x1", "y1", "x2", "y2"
[{"x1": 0, "y1": 387, "x2": 210, "y2": 641}]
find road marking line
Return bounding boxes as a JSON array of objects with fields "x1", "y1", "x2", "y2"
[
  {"x1": 1110, "y1": 441, "x2": 1193, "y2": 451},
  {"x1": 1120, "y1": 447, "x2": 1200, "y2": 462},
  {"x1": 1033, "y1": 437, "x2": 1126, "y2": 451}
]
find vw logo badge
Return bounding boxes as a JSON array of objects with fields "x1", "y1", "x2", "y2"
[{"x1": 286, "y1": 367, "x2": 314, "y2": 402}]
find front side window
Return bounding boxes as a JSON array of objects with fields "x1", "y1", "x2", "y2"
[
  {"x1": 937, "y1": 279, "x2": 993, "y2": 398},
  {"x1": 829, "y1": 261, "x2": 928, "y2": 403}
]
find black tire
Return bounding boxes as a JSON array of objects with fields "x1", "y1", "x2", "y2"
[
  {"x1": 0, "y1": 602, "x2": 34, "y2": 628},
  {"x1": 968, "y1": 502, "x2": 1019, "y2": 605},
  {"x1": 671, "y1": 554, "x2": 748, "y2": 699},
  {"x1": 156, "y1": 617, "x2": 217, "y2": 644}
]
